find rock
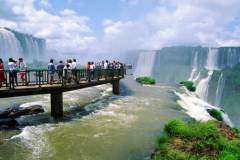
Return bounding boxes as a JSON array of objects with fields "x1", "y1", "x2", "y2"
[
  {"x1": 0, "y1": 105, "x2": 44, "y2": 119},
  {"x1": 0, "y1": 118, "x2": 18, "y2": 126}
]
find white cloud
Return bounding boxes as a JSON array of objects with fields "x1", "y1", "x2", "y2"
[
  {"x1": 1, "y1": 0, "x2": 240, "y2": 55},
  {"x1": 122, "y1": 0, "x2": 140, "y2": 6},
  {"x1": 0, "y1": 0, "x2": 95, "y2": 54},
  {"x1": 39, "y1": 0, "x2": 52, "y2": 8},
  {"x1": 97, "y1": 0, "x2": 240, "y2": 52}
]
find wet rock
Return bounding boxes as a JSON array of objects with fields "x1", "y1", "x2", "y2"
[
  {"x1": 0, "y1": 118, "x2": 18, "y2": 126},
  {"x1": 0, "y1": 105, "x2": 44, "y2": 119}
]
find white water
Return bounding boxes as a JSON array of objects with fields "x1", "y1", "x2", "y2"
[
  {"x1": 196, "y1": 70, "x2": 213, "y2": 101},
  {"x1": 177, "y1": 48, "x2": 233, "y2": 126},
  {"x1": 0, "y1": 28, "x2": 45, "y2": 61},
  {"x1": 189, "y1": 52, "x2": 198, "y2": 81},
  {"x1": 226, "y1": 48, "x2": 239, "y2": 67},
  {"x1": 134, "y1": 51, "x2": 156, "y2": 77},
  {"x1": 175, "y1": 88, "x2": 233, "y2": 126},
  {"x1": 196, "y1": 48, "x2": 219, "y2": 100},
  {"x1": 214, "y1": 73, "x2": 225, "y2": 107},
  {"x1": 205, "y1": 48, "x2": 219, "y2": 70},
  {"x1": 0, "y1": 28, "x2": 22, "y2": 59}
]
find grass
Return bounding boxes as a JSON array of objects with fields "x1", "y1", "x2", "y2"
[
  {"x1": 136, "y1": 76, "x2": 156, "y2": 85},
  {"x1": 207, "y1": 109, "x2": 223, "y2": 121},
  {"x1": 153, "y1": 119, "x2": 240, "y2": 160},
  {"x1": 180, "y1": 81, "x2": 196, "y2": 91}
]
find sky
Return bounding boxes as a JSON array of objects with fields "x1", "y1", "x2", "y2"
[{"x1": 0, "y1": 0, "x2": 240, "y2": 54}]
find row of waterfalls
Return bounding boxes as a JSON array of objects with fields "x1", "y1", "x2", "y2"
[
  {"x1": 132, "y1": 47, "x2": 240, "y2": 126},
  {"x1": 0, "y1": 27, "x2": 46, "y2": 61}
]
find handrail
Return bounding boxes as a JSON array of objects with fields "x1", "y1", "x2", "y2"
[{"x1": 0, "y1": 68, "x2": 125, "y2": 90}]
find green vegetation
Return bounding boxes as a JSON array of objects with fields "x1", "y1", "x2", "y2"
[
  {"x1": 180, "y1": 81, "x2": 196, "y2": 91},
  {"x1": 207, "y1": 109, "x2": 223, "y2": 121},
  {"x1": 136, "y1": 76, "x2": 156, "y2": 85},
  {"x1": 153, "y1": 119, "x2": 240, "y2": 160}
]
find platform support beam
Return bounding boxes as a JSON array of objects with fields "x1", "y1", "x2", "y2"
[
  {"x1": 112, "y1": 80, "x2": 120, "y2": 95},
  {"x1": 51, "y1": 91, "x2": 63, "y2": 119}
]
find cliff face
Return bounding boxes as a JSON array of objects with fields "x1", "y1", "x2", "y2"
[
  {"x1": 128, "y1": 46, "x2": 240, "y2": 127},
  {"x1": 0, "y1": 27, "x2": 46, "y2": 61}
]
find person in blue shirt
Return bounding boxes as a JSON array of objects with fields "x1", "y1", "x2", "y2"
[
  {"x1": 57, "y1": 60, "x2": 64, "y2": 82},
  {"x1": 48, "y1": 59, "x2": 56, "y2": 85}
]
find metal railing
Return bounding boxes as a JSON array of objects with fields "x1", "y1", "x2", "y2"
[{"x1": 1, "y1": 68, "x2": 125, "y2": 89}]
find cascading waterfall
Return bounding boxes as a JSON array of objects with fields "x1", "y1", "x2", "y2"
[
  {"x1": 0, "y1": 27, "x2": 46, "y2": 61},
  {"x1": 214, "y1": 73, "x2": 225, "y2": 107},
  {"x1": 227, "y1": 48, "x2": 239, "y2": 67},
  {"x1": 0, "y1": 28, "x2": 22, "y2": 60},
  {"x1": 134, "y1": 51, "x2": 156, "y2": 77},
  {"x1": 196, "y1": 48, "x2": 218, "y2": 100},
  {"x1": 189, "y1": 52, "x2": 198, "y2": 81},
  {"x1": 177, "y1": 48, "x2": 233, "y2": 126},
  {"x1": 196, "y1": 71, "x2": 213, "y2": 101}
]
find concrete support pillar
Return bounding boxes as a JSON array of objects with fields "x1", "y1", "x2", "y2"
[
  {"x1": 112, "y1": 80, "x2": 120, "y2": 95},
  {"x1": 51, "y1": 91, "x2": 63, "y2": 119}
]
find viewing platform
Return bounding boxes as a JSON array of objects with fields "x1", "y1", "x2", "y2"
[{"x1": 0, "y1": 68, "x2": 125, "y2": 118}]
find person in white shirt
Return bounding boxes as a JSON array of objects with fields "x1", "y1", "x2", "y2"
[
  {"x1": 104, "y1": 60, "x2": 108, "y2": 69},
  {"x1": 8, "y1": 58, "x2": 17, "y2": 88},
  {"x1": 71, "y1": 59, "x2": 78, "y2": 83},
  {"x1": 18, "y1": 58, "x2": 27, "y2": 85}
]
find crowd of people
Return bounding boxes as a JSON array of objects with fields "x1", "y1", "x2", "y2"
[
  {"x1": 0, "y1": 58, "x2": 124, "y2": 88},
  {"x1": 0, "y1": 58, "x2": 27, "y2": 88},
  {"x1": 48, "y1": 59, "x2": 124, "y2": 84}
]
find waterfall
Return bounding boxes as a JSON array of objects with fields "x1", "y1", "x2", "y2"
[
  {"x1": 205, "y1": 48, "x2": 218, "y2": 70},
  {"x1": 196, "y1": 48, "x2": 219, "y2": 101},
  {"x1": 226, "y1": 48, "x2": 239, "y2": 67},
  {"x1": 0, "y1": 28, "x2": 23, "y2": 60},
  {"x1": 134, "y1": 51, "x2": 156, "y2": 77},
  {"x1": 0, "y1": 28, "x2": 46, "y2": 61},
  {"x1": 189, "y1": 52, "x2": 198, "y2": 81},
  {"x1": 214, "y1": 73, "x2": 225, "y2": 107},
  {"x1": 196, "y1": 70, "x2": 213, "y2": 101}
]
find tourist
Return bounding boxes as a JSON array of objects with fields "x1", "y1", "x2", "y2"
[
  {"x1": 104, "y1": 60, "x2": 108, "y2": 69},
  {"x1": 8, "y1": 58, "x2": 17, "y2": 88},
  {"x1": 90, "y1": 62, "x2": 95, "y2": 80},
  {"x1": 18, "y1": 58, "x2": 27, "y2": 85},
  {"x1": 48, "y1": 59, "x2": 56, "y2": 85},
  {"x1": 0, "y1": 58, "x2": 5, "y2": 88},
  {"x1": 57, "y1": 60, "x2": 64, "y2": 82},
  {"x1": 72, "y1": 59, "x2": 77, "y2": 83}
]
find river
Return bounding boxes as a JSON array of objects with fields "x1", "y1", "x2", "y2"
[{"x1": 0, "y1": 76, "x2": 188, "y2": 160}]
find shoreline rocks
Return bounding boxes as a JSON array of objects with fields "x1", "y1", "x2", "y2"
[{"x1": 0, "y1": 105, "x2": 44, "y2": 127}]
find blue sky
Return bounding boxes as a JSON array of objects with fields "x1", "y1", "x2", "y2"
[
  {"x1": 1, "y1": 0, "x2": 240, "y2": 53},
  {"x1": 36, "y1": 0, "x2": 159, "y2": 37}
]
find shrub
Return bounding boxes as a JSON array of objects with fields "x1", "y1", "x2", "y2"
[
  {"x1": 207, "y1": 109, "x2": 223, "y2": 121},
  {"x1": 180, "y1": 81, "x2": 196, "y2": 91},
  {"x1": 152, "y1": 119, "x2": 240, "y2": 160},
  {"x1": 136, "y1": 76, "x2": 156, "y2": 85},
  {"x1": 164, "y1": 119, "x2": 218, "y2": 139}
]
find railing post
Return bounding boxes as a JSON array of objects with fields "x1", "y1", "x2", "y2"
[{"x1": 38, "y1": 70, "x2": 41, "y2": 87}]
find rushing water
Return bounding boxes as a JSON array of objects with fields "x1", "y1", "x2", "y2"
[
  {"x1": 0, "y1": 28, "x2": 22, "y2": 59},
  {"x1": 134, "y1": 51, "x2": 156, "y2": 77},
  {"x1": 0, "y1": 76, "x2": 188, "y2": 160},
  {"x1": 0, "y1": 28, "x2": 45, "y2": 61},
  {"x1": 189, "y1": 52, "x2": 198, "y2": 81},
  {"x1": 214, "y1": 73, "x2": 225, "y2": 107}
]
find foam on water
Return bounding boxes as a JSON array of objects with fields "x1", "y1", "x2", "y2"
[
  {"x1": 19, "y1": 101, "x2": 44, "y2": 108},
  {"x1": 11, "y1": 124, "x2": 55, "y2": 159},
  {"x1": 175, "y1": 87, "x2": 233, "y2": 126}
]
